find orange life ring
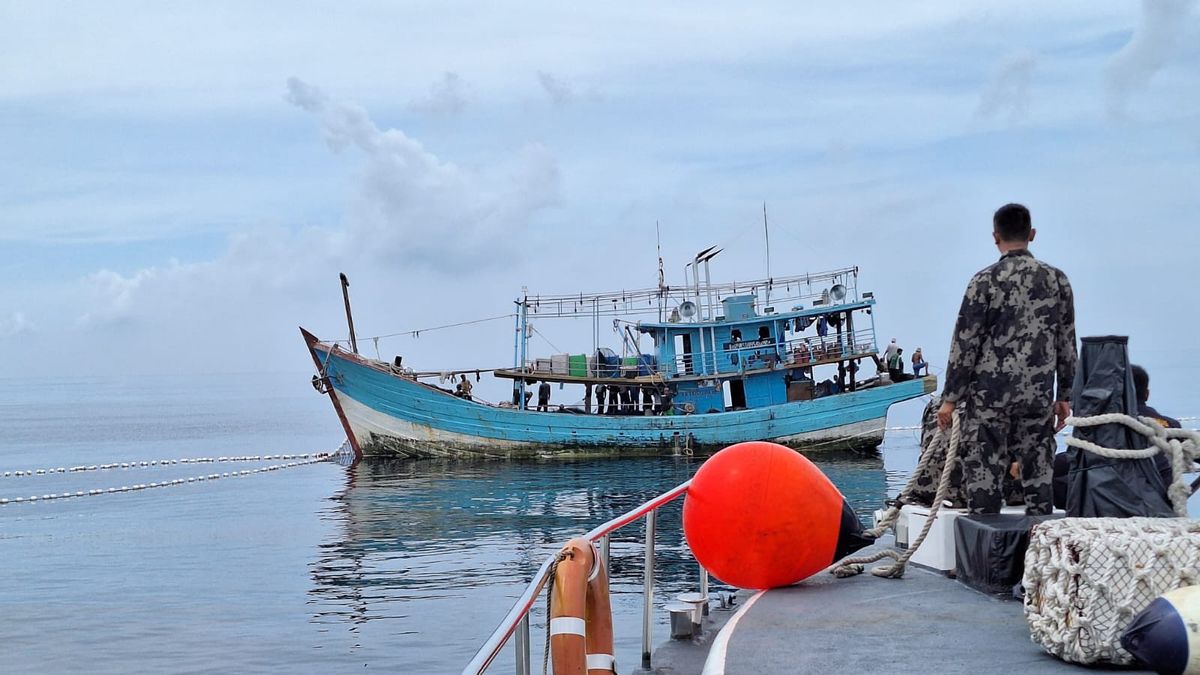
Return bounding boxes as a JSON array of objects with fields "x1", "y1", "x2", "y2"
[{"x1": 549, "y1": 538, "x2": 616, "y2": 674}]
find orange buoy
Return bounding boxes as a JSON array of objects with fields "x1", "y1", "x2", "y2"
[
  {"x1": 549, "y1": 538, "x2": 616, "y2": 674},
  {"x1": 683, "y1": 441, "x2": 869, "y2": 589}
]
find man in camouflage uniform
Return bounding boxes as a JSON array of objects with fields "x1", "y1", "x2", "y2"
[{"x1": 937, "y1": 203, "x2": 1077, "y2": 515}]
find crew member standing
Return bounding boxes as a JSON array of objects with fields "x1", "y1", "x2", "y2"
[{"x1": 937, "y1": 203, "x2": 1077, "y2": 515}]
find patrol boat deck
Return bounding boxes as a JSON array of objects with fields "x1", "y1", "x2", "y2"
[{"x1": 635, "y1": 538, "x2": 1153, "y2": 674}]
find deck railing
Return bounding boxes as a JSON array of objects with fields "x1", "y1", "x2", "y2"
[
  {"x1": 462, "y1": 479, "x2": 699, "y2": 674},
  {"x1": 663, "y1": 328, "x2": 878, "y2": 378}
]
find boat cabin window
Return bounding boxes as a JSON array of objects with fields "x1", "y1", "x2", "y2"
[
  {"x1": 758, "y1": 326, "x2": 770, "y2": 340},
  {"x1": 730, "y1": 329, "x2": 741, "y2": 342}
]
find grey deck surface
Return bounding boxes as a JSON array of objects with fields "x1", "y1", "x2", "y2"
[{"x1": 642, "y1": 559, "x2": 1152, "y2": 674}]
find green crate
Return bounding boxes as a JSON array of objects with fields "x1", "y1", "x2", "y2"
[
  {"x1": 569, "y1": 354, "x2": 587, "y2": 377},
  {"x1": 622, "y1": 357, "x2": 638, "y2": 366}
]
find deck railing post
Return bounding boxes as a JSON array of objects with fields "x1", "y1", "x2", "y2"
[
  {"x1": 642, "y1": 510, "x2": 656, "y2": 670},
  {"x1": 600, "y1": 534, "x2": 611, "y2": 574},
  {"x1": 514, "y1": 615, "x2": 531, "y2": 675},
  {"x1": 700, "y1": 566, "x2": 709, "y2": 616}
]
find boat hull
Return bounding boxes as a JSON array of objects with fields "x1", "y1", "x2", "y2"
[{"x1": 303, "y1": 331, "x2": 936, "y2": 459}]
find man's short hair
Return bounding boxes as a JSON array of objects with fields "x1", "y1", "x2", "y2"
[
  {"x1": 993, "y1": 203, "x2": 1032, "y2": 242},
  {"x1": 1131, "y1": 364, "x2": 1149, "y2": 403}
]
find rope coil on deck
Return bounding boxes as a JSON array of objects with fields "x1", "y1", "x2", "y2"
[{"x1": 830, "y1": 410, "x2": 962, "y2": 579}]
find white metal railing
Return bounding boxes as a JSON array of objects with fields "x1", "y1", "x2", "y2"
[
  {"x1": 662, "y1": 328, "x2": 878, "y2": 379},
  {"x1": 462, "y1": 480, "x2": 698, "y2": 674}
]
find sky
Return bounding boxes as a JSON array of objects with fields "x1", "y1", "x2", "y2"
[{"x1": 1, "y1": 1, "x2": 1198, "y2": 409}]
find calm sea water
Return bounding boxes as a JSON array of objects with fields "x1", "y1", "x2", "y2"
[{"x1": 3, "y1": 373, "x2": 1190, "y2": 673}]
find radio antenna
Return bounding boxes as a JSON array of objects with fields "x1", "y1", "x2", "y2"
[{"x1": 763, "y1": 202, "x2": 772, "y2": 307}]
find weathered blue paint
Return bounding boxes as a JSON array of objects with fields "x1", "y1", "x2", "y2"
[{"x1": 312, "y1": 341, "x2": 934, "y2": 457}]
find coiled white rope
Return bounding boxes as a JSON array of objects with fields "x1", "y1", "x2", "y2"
[
  {"x1": 0, "y1": 442, "x2": 347, "y2": 506},
  {"x1": 830, "y1": 410, "x2": 962, "y2": 579},
  {"x1": 1064, "y1": 413, "x2": 1200, "y2": 516}
]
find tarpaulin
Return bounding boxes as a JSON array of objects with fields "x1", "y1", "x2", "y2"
[{"x1": 1063, "y1": 336, "x2": 1172, "y2": 518}]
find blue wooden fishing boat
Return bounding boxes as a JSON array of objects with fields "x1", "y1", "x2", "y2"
[{"x1": 302, "y1": 256, "x2": 935, "y2": 460}]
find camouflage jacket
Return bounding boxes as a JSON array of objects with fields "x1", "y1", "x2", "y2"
[{"x1": 942, "y1": 249, "x2": 1077, "y2": 409}]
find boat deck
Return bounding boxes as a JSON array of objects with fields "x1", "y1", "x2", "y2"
[{"x1": 636, "y1": 542, "x2": 1152, "y2": 674}]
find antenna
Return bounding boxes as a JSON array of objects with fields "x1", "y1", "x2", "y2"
[{"x1": 763, "y1": 203, "x2": 772, "y2": 308}]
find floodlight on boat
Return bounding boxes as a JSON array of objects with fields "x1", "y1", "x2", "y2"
[
  {"x1": 829, "y1": 284, "x2": 847, "y2": 302},
  {"x1": 679, "y1": 301, "x2": 698, "y2": 319}
]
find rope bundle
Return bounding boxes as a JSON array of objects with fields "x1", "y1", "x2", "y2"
[
  {"x1": 830, "y1": 410, "x2": 962, "y2": 579},
  {"x1": 1024, "y1": 517, "x2": 1200, "y2": 665},
  {"x1": 1064, "y1": 413, "x2": 1200, "y2": 516}
]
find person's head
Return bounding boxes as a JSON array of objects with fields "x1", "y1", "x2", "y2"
[
  {"x1": 891, "y1": 338, "x2": 897, "y2": 344},
  {"x1": 915, "y1": 347, "x2": 922, "y2": 354},
  {"x1": 993, "y1": 203, "x2": 1036, "y2": 249},
  {"x1": 1132, "y1": 364, "x2": 1150, "y2": 403},
  {"x1": 897, "y1": 348, "x2": 903, "y2": 354}
]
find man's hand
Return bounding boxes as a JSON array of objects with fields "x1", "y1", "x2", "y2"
[
  {"x1": 937, "y1": 400, "x2": 955, "y2": 429},
  {"x1": 1054, "y1": 400, "x2": 1071, "y2": 432}
]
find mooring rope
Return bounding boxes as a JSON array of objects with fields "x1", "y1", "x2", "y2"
[
  {"x1": 0, "y1": 442, "x2": 347, "y2": 506},
  {"x1": 830, "y1": 410, "x2": 962, "y2": 579},
  {"x1": 542, "y1": 549, "x2": 571, "y2": 675},
  {"x1": 1063, "y1": 413, "x2": 1200, "y2": 516},
  {"x1": 831, "y1": 411, "x2": 1200, "y2": 579},
  {"x1": 1, "y1": 453, "x2": 328, "y2": 480}
]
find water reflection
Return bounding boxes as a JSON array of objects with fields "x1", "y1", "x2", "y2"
[{"x1": 309, "y1": 449, "x2": 889, "y2": 631}]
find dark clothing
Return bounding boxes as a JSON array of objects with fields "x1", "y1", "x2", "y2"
[
  {"x1": 944, "y1": 249, "x2": 1077, "y2": 514},
  {"x1": 943, "y1": 249, "x2": 1077, "y2": 408},
  {"x1": 537, "y1": 381, "x2": 551, "y2": 412},
  {"x1": 1142, "y1": 403, "x2": 1182, "y2": 490},
  {"x1": 961, "y1": 399, "x2": 1056, "y2": 514}
]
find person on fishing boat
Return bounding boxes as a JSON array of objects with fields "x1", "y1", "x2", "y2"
[
  {"x1": 938, "y1": 203, "x2": 1077, "y2": 516},
  {"x1": 455, "y1": 374, "x2": 473, "y2": 400},
  {"x1": 887, "y1": 347, "x2": 908, "y2": 382},
  {"x1": 883, "y1": 338, "x2": 899, "y2": 364},
  {"x1": 911, "y1": 347, "x2": 928, "y2": 377},
  {"x1": 536, "y1": 380, "x2": 551, "y2": 411}
]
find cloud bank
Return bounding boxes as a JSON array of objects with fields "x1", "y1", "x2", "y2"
[
  {"x1": 60, "y1": 80, "x2": 562, "y2": 373},
  {"x1": 1106, "y1": 0, "x2": 1197, "y2": 118}
]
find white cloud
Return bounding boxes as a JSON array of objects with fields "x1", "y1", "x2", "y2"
[
  {"x1": 1105, "y1": 0, "x2": 1198, "y2": 118},
  {"x1": 62, "y1": 80, "x2": 562, "y2": 373},
  {"x1": 410, "y1": 72, "x2": 470, "y2": 116},
  {"x1": 285, "y1": 77, "x2": 560, "y2": 269},
  {"x1": 0, "y1": 311, "x2": 33, "y2": 337}
]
